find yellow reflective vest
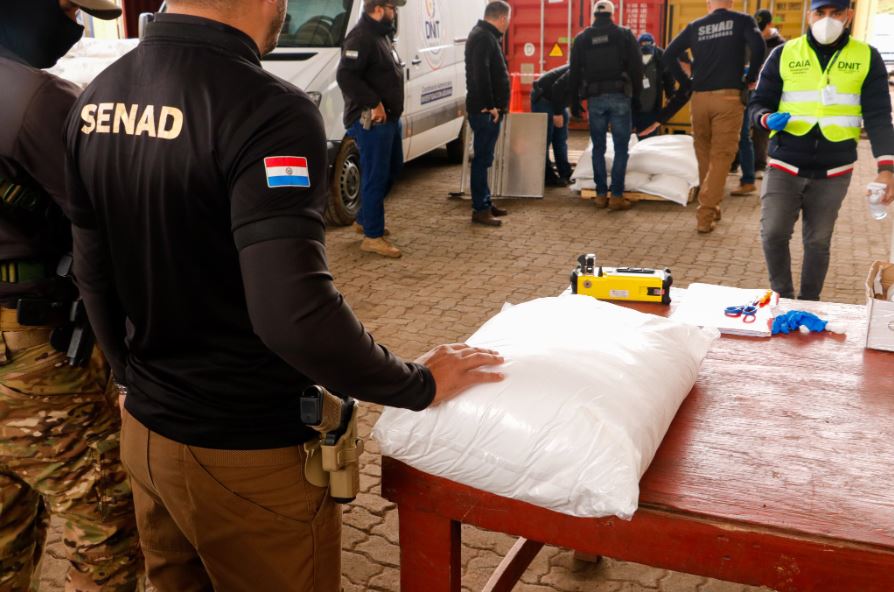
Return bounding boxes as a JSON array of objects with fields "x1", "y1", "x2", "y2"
[{"x1": 776, "y1": 35, "x2": 870, "y2": 142}]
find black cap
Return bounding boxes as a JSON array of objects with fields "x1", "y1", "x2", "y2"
[{"x1": 754, "y1": 9, "x2": 773, "y2": 31}]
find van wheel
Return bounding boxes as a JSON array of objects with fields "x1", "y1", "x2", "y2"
[
  {"x1": 327, "y1": 137, "x2": 361, "y2": 226},
  {"x1": 445, "y1": 123, "x2": 467, "y2": 164}
]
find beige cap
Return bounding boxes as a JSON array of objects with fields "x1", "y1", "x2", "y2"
[
  {"x1": 71, "y1": 0, "x2": 123, "y2": 20},
  {"x1": 594, "y1": 0, "x2": 616, "y2": 14}
]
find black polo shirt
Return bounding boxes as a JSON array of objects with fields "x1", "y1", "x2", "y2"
[{"x1": 64, "y1": 15, "x2": 336, "y2": 448}]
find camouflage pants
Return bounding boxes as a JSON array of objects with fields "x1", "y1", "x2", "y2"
[{"x1": 0, "y1": 329, "x2": 143, "y2": 592}]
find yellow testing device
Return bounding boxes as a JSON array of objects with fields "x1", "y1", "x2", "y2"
[{"x1": 571, "y1": 254, "x2": 672, "y2": 305}]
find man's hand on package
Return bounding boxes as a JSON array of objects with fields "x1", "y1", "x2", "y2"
[
  {"x1": 417, "y1": 343, "x2": 505, "y2": 406},
  {"x1": 762, "y1": 111, "x2": 791, "y2": 131},
  {"x1": 371, "y1": 102, "x2": 387, "y2": 123},
  {"x1": 873, "y1": 170, "x2": 894, "y2": 205},
  {"x1": 638, "y1": 122, "x2": 660, "y2": 137}
]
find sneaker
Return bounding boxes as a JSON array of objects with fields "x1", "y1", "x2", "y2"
[
  {"x1": 755, "y1": 169, "x2": 765, "y2": 179},
  {"x1": 353, "y1": 222, "x2": 390, "y2": 236},
  {"x1": 472, "y1": 210, "x2": 502, "y2": 226},
  {"x1": 608, "y1": 196, "x2": 633, "y2": 211},
  {"x1": 697, "y1": 219, "x2": 717, "y2": 233},
  {"x1": 594, "y1": 194, "x2": 609, "y2": 208},
  {"x1": 360, "y1": 236, "x2": 401, "y2": 258},
  {"x1": 731, "y1": 183, "x2": 757, "y2": 196}
]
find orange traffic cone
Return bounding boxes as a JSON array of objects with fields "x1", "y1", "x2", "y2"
[{"x1": 509, "y1": 73, "x2": 523, "y2": 113}]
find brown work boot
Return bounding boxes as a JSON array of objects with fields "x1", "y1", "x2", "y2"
[
  {"x1": 594, "y1": 194, "x2": 608, "y2": 208},
  {"x1": 360, "y1": 236, "x2": 401, "y2": 258},
  {"x1": 697, "y1": 220, "x2": 716, "y2": 233},
  {"x1": 353, "y1": 222, "x2": 390, "y2": 236},
  {"x1": 472, "y1": 209, "x2": 502, "y2": 226},
  {"x1": 608, "y1": 196, "x2": 633, "y2": 211},
  {"x1": 490, "y1": 205, "x2": 508, "y2": 217},
  {"x1": 730, "y1": 183, "x2": 757, "y2": 196}
]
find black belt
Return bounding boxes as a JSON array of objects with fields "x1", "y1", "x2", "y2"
[{"x1": 587, "y1": 80, "x2": 627, "y2": 96}]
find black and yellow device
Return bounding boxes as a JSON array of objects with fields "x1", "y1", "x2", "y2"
[{"x1": 571, "y1": 254, "x2": 673, "y2": 305}]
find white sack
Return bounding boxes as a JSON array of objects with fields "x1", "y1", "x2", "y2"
[
  {"x1": 639, "y1": 174, "x2": 693, "y2": 206},
  {"x1": 571, "y1": 134, "x2": 698, "y2": 203},
  {"x1": 626, "y1": 135, "x2": 699, "y2": 181},
  {"x1": 570, "y1": 134, "x2": 639, "y2": 184},
  {"x1": 373, "y1": 296, "x2": 718, "y2": 519}
]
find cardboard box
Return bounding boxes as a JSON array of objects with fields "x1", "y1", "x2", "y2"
[{"x1": 865, "y1": 261, "x2": 894, "y2": 352}]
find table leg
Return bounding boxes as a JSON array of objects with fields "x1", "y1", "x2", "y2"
[
  {"x1": 397, "y1": 506, "x2": 462, "y2": 592},
  {"x1": 483, "y1": 537, "x2": 545, "y2": 592}
]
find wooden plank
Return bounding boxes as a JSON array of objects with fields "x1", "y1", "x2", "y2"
[
  {"x1": 482, "y1": 538, "x2": 545, "y2": 592},
  {"x1": 580, "y1": 188, "x2": 695, "y2": 203},
  {"x1": 383, "y1": 457, "x2": 894, "y2": 592}
]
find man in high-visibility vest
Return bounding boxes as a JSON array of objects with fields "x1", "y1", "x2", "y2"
[{"x1": 749, "y1": 0, "x2": 894, "y2": 301}]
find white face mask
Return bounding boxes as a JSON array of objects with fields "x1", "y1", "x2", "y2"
[
  {"x1": 642, "y1": 54, "x2": 653, "y2": 65},
  {"x1": 811, "y1": 16, "x2": 846, "y2": 45}
]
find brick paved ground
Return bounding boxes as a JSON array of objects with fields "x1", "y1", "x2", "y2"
[{"x1": 38, "y1": 135, "x2": 891, "y2": 591}]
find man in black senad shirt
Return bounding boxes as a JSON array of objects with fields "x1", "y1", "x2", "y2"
[
  {"x1": 664, "y1": 0, "x2": 766, "y2": 233},
  {"x1": 65, "y1": 1, "x2": 505, "y2": 589},
  {"x1": 337, "y1": 0, "x2": 405, "y2": 258}
]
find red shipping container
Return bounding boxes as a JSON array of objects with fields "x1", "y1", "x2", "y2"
[{"x1": 504, "y1": 0, "x2": 667, "y2": 112}]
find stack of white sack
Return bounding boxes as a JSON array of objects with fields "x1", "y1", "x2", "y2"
[
  {"x1": 373, "y1": 295, "x2": 718, "y2": 519},
  {"x1": 571, "y1": 134, "x2": 699, "y2": 206},
  {"x1": 47, "y1": 38, "x2": 139, "y2": 88}
]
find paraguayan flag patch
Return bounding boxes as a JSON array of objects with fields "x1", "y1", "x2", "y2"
[{"x1": 264, "y1": 156, "x2": 311, "y2": 188}]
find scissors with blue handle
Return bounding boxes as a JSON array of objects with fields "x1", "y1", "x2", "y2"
[{"x1": 724, "y1": 304, "x2": 758, "y2": 323}]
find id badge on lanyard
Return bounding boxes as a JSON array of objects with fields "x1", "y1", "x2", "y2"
[
  {"x1": 822, "y1": 84, "x2": 838, "y2": 106},
  {"x1": 821, "y1": 50, "x2": 842, "y2": 106}
]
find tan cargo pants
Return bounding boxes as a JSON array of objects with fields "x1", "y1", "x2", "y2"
[
  {"x1": 120, "y1": 408, "x2": 342, "y2": 592},
  {"x1": 691, "y1": 90, "x2": 746, "y2": 226}
]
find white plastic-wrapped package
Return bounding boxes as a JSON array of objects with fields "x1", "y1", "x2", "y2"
[
  {"x1": 570, "y1": 135, "x2": 698, "y2": 203},
  {"x1": 626, "y1": 134, "x2": 699, "y2": 181},
  {"x1": 570, "y1": 134, "x2": 639, "y2": 186},
  {"x1": 639, "y1": 174, "x2": 693, "y2": 205},
  {"x1": 373, "y1": 296, "x2": 718, "y2": 518},
  {"x1": 47, "y1": 38, "x2": 139, "y2": 88}
]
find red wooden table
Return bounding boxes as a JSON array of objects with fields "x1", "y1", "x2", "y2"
[{"x1": 381, "y1": 298, "x2": 894, "y2": 592}]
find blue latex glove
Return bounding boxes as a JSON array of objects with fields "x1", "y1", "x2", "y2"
[
  {"x1": 765, "y1": 112, "x2": 791, "y2": 132},
  {"x1": 771, "y1": 311, "x2": 829, "y2": 335}
]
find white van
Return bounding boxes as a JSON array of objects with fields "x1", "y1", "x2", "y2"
[{"x1": 264, "y1": 0, "x2": 485, "y2": 224}]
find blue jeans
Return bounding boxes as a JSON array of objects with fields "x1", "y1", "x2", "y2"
[
  {"x1": 587, "y1": 94, "x2": 632, "y2": 197},
  {"x1": 737, "y1": 109, "x2": 755, "y2": 184},
  {"x1": 531, "y1": 98, "x2": 572, "y2": 180},
  {"x1": 348, "y1": 120, "x2": 403, "y2": 238},
  {"x1": 469, "y1": 112, "x2": 502, "y2": 212}
]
